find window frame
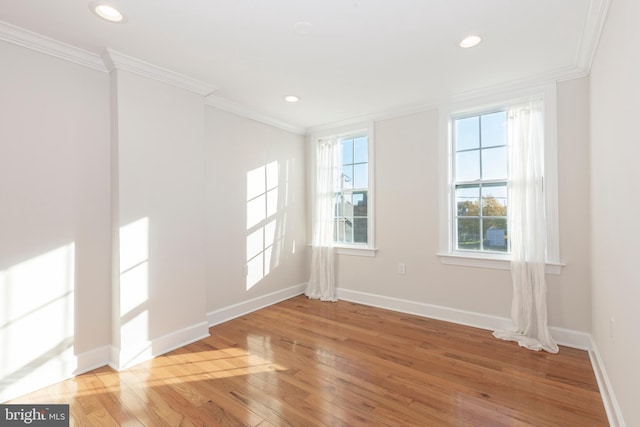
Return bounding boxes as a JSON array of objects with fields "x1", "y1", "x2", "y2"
[
  {"x1": 334, "y1": 133, "x2": 370, "y2": 246},
  {"x1": 309, "y1": 122, "x2": 376, "y2": 257},
  {"x1": 452, "y1": 110, "x2": 510, "y2": 255},
  {"x1": 437, "y1": 84, "x2": 562, "y2": 273}
]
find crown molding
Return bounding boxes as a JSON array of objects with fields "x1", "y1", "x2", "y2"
[
  {"x1": 205, "y1": 94, "x2": 306, "y2": 135},
  {"x1": 308, "y1": 64, "x2": 588, "y2": 134},
  {"x1": 576, "y1": 0, "x2": 612, "y2": 72},
  {"x1": 0, "y1": 20, "x2": 106, "y2": 71},
  {"x1": 447, "y1": 65, "x2": 587, "y2": 106},
  {"x1": 306, "y1": 101, "x2": 438, "y2": 135},
  {"x1": 102, "y1": 49, "x2": 217, "y2": 96}
]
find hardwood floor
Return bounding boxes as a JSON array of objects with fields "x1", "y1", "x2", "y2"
[{"x1": 9, "y1": 296, "x2": 608, "y2": 426}]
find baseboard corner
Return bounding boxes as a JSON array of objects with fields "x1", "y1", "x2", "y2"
[{"x1": 589, "y1": 336, "x2": 626, "y2": 427}]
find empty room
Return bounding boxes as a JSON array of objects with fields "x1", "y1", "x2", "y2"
[{"x1": 0, "y1": 0, "x2": 637, "y2": 425}]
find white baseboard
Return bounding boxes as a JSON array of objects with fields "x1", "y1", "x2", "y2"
[
  {"x1": 549, "y1": 326, "x2": 591, "y2": 351},
  {"x1": 74, "y1": 345, "x2": 110, "y2": 375},
  {"x1": 207, "y1": 283, "x2": 307, "y2": 327},
  {"x1": 1, "y1": 345, "x2": 111, "y2": 403},
  {"x1": 109, "y1": 321, "x2": 210, "y2": 371},
  {"x1": 336, "y1": 288, "x2": 590, "y2": 350},
  {"x1": 589, "y1": 336, "x2": 626, "y2": 427}
]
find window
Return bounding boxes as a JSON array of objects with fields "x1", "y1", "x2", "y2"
[
  {"x1": 310, "y1": 122, "x2": 375, "y2": 256},
  {"x1": 453, "y1": 111, "x2": 508, "y2": 253},
  {"x1": 438, "y1": 85, "x2": 561, "y2": 272},
  {"x1": 334, "y1": 135, "x2": 369, "y2": 245}
]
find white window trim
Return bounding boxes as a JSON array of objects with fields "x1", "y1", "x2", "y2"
[
  {"x1": 437, "y1": 252, "x2": 563, "y2": 275},
  {"x1": 308, "y1": 121, "x2": 376, "y2": 257},
  {"x1": 438, "y1": 83, "x2": 562, "y2": 272}
]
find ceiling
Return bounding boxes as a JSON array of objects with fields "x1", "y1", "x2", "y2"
[{"x1": 0, "y1": 1, "x2": 607, "y2": 132}]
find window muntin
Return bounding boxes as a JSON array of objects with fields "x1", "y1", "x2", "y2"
[
  {"x1": 334, "y1": 135, "x2": 368, "y2": 245},
  {"x1": 452, "y1": 111, "x2": 508, "y2": 253}
]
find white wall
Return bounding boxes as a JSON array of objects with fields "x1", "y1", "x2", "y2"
[
  {"x1": 110, "y1": 69, "x2": 209, "y2": 368},
  {"x1": 334, "y1": 78, "x2": 593, "y2": 334},
  {"x1": 550, "y1": 77, "x2": 592, "y2": 332},
  {"x1": 0, "y1": 34, "x2": 309, "y2": 400},
  {"x1": 204, "y1": 107, "x2": 308, "y2": 312},
  {"x1": 0, "y1": 41, "x2": 111, "y2": 401},
  {"x1": 590, "y1": 0, "x2": 640, "y2": 424}
]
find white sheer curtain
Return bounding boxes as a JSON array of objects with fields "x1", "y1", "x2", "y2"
[
  {"x1": 306, "y1": 138, "x2": 339, "y2": 301},
  {"x1": 493, "y1": 100, "x2": 559, "y2": 353}
]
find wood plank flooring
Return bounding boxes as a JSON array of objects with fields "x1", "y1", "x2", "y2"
[{"x1": 8, "y1": 296, "x2": 608, "y2": 426}]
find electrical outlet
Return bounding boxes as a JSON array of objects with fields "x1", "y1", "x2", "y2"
[{"x1": 398, "y1": 263, "x2": 406, "y2": 275}]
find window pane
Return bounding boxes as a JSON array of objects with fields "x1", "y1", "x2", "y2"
[
  {"x1": 455, "y1": 150, "x2": 480, "y2": 182},
  {"x1": 354, "y1": 136, "x2": 368, "y2": 163},
  {"x1": 341, "y1": 165, "x2": 353, "y2": 190},
  {"x1": 334, "y1": 193, "x2": 344, "y2": 217},
  {"x1": 451, "y1": 110, "x2": 513, "y2": 255},
  {"x1": 455, "y1": 116, "x2": 480, "y2": 151},
  {"x1": 481, "y1": 146, "x2": 507, "y2": 180},
  {"x1": 353, "y1": 191, "x2": 367, "y2": 216},
  {"x1": 353, "y1": 163, "x2": 368, "y2": 189},
  {"x1": 343, "y1": 193, "x2": 354, "y2": 217},
  {"x1": 341, "y1": 139, "x2": 353, "y2": 165},
  {"x1": 482, "y1": 184, "x2": 507, "y2": 216},
  {"x1": 481, "y1": 111, "x2": 507, "y2": 147},
  {"x1": 457, "y1": 218, "x2": 480, "y2": 250},
  {"x1": 483, "y1": 218, "x2": 508, "y2": 252},
  {"x1": 344, "y1": 218, "x2": 353, "y2": 243},
  {"x1": 456, "y1": 185, "x2": 479, "y2": 216},
  {"x1": 354, "y1": 218, "x2": 368, "y2": 243}
]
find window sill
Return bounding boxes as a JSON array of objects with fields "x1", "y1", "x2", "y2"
[
  {"x1": 437, "y1": 252, "x2": 564, "y2": 275},
  {"x1": 336, "y1": 246, "x2": 377, "y2": 257}
]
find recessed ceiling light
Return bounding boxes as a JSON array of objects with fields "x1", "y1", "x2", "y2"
[
  {"x1": 91, "y1": 3, "x2": 126, "y2": 23},
  {"x1": 459, "y1": 35, "x2": 483, "y2": 48},
  {"x1": 284, "y1": 95, "x2": 300, "y2": 103}
]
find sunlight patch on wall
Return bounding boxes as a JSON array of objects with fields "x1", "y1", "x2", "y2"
[
  {"x1": 0, "y1": 243, "x2": 75, "y2": 401},
  {"x1": 118, "y1": 217, "x2": 150, "y2": 365},
  {"x1": 246, "y1": 161, "x2": 287, "y2": 290},
  {"x1": 120, "y1": 217, "x2": 149, "y2": 317}
]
